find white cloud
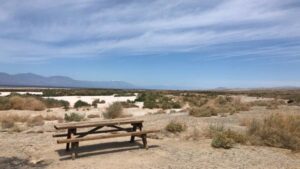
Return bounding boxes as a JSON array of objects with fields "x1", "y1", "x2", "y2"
[{"x1": 0, "y1": 0, "x2": 300, "y2": 62}]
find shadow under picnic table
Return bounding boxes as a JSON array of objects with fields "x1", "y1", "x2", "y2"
[{"x1": 56, "y1": 139, "x2": 159, "y2": 160}]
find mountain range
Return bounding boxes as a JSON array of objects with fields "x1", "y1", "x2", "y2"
[{"x1": 0, "y1": 72, "x2": 136, "y2": 89}]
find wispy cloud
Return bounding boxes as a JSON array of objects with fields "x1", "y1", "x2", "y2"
[{"x1": 0, "y1": 0, "x2": 300, "y2": 62}]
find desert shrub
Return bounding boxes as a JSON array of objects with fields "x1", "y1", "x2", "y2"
[
  {"x1": 136, "y1": 92, "x2": 181, "y2": 109},
  {"x1": 208, "y1": 125, "x2": 247, "y2": 149},
  {"x1": 215, "y1": 96, "x2": 233, "y2": 105},
  {"x1": 0, "y1": 114, "x2": 29, "y2": 123},
  {"x1": 154, "y1": 109, "x2": 166, "y2": 114},
  {"x1": 9, "y1": 96, "x2": 25, "y2": 110},
  {"x1": 247, "y1": 113, "x2": 300, "y2": 151},
  {"x1": 43, "y1": 98, "x2": 69, "y2": 109},
  {"x1": 120, "y1": 101, "x2": 138, "y2": 108},
  {"x1": 23, "y1": 97, "x2": 46, "y2": 111},
  {"x1": 103, "y1": 102, "x2": 123, "y2": 119},
  {"x1": 64, "y1": 113, "x2": 85, "y2": 122},
  {"x1": 1, "y1": 119, "x2": 15, "y2": 129},
  {"x1": 27, "y1": 115, "x2": 45, "y2": 127},
  {"x1": 8, "y1": 96, "x2": 46, "y2": 111},
  {"x1": 249, "y1": 100, "x2": 285, "y2": 110},
  {"x1": 165, "y1": 121, "x2": 187, "y2": 133},
  {"x1": 0, "y1": 97, "x2": 11, "y2": 110},
  {"x1": 189, "y1": 106, "x2": 218, "y2": 117},
  {"x1": 87, "y1": 114, "x2": 100, "y2": 118},
  {"x1": 43, "y1": 115, "x2": 63, "y2": 121},
  {"x1": 211, "y1": 132, "x2": 234, "y2": 149},
  {"x1": 92, "y1": 99, "x2": 100, "y2": 108},
  {"x1": 74, "y1": 100, "x2": 90, "y2": 108}
]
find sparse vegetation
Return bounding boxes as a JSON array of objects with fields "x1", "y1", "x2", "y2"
[
  {"x1": 43, "y1": 98, "x2": 70, "y2": 109},
  {"x1": 136, "y1": 92, "x2": 181, "y2": 109},
  {"x1": 9, "y1": 96, "x2": 46, "y2": 111},
  {"x1": 43, "y1": 115, "x2": 63, "y2": 121},
  {"x1": 27, "y1": 115, "x2": 45, "y2": 127},
  {"x1": 246, "y1": 113, "x2": 300, "y2": 151},
  {"x1": 103, "y1": 102, "x2": 123, "y2": 119},
  {"x1": 74, "y1": 100, "x2": 90, "y2": 108},
  {"x1": 189, "y1": 106, "x2": 218, "y2": 117},
  {"x1": 1, "y1": 119, "x2": 15, "y2": 129},
  {"x1": 120, "y1": 100, "x2": 138, "y2": 108},
  {"x1": 187, "y1": 96, "x2": 250, "y2": 117},
  {"x1": 249, "y1": 99, "x2": 285, "y2": 109},
  {"x1": 87, "y1": 114, "x2": 100, "y2": 118},
  {"x1": 0, "y1": 94, "x2": 70, "y2": 111},
  {"x1": 208, "y1": 125, "x2": 247, "y2": 149},
  {"x1": 92, "y1": 99, "x2": 100, "y2": 108},
  {"x1": 64, "y1": 112, "x2": 85, "y2": 122},
  {"x1": 165, "y1": 121, "x2": 187, "y2": 133}
]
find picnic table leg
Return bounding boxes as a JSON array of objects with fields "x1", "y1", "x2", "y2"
[
  {"x1": 130, "y1": 124, "x2": 137, "y2": 143},
  {"x1": 71, "y1": 142, "x2": 79, "y2": 160},
  {"x1": 69, "y1": 128, "x2": 78, "y2": 160},
  {"x1": 66, "y1": 129, "x2": 71, "y2": 151},
  {"x1": 138, "y1": 123, "x2": 143, "y2": 131},
  {"x1": 141, "y1": 134, "x2": 148, "y2": 149}
]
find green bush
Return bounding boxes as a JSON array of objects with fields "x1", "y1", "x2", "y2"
[
  {"x1": 43, "y1": 98, "x2": 70, "y2": 109},
  {"x1": 136, "y1": 92, "x2": 181, "y2": 109},
  {"x1": 165, "y1": 121, "x2": 187, "y2": 133},
  {"x1": 103, "y1": 102, "x2": 123, "y2": 119},
  {"x1": 74, "y1": 100, "x2": 90, "y2": 108},
  {"x1": 64, "y1": 113, "x2": 85, "y2": 122}
]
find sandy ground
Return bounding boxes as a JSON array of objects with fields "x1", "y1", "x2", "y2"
[{"x1": 1, "y1": 104, "x2": 300, "y2": 169}]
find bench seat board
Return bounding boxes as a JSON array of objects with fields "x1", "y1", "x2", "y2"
[
  {"x1": 57, "y1": 129, "x2": 160, "y2": 144},
  {"x1": 54, "y1": 119, "x2": 144, "y2": 130}
]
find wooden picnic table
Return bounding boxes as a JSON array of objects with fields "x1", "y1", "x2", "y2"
[{"x1": 53, "y1": 118, "x2": 159, "y2": 159}]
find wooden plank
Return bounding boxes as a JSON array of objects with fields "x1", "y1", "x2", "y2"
[
  {"x1": 54, "y1": 118, "x2": 144, "y2": 130},
  {"x1": 57, "y1": 129, "x2": 160, "y2": 144},
  {"x1": 53, "y1": 128, "x2": 133, "y2": 137}
]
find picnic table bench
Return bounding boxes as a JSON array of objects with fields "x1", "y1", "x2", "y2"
[{"x1": 53, "y1": 118, "x2": 159, "y2": 159}]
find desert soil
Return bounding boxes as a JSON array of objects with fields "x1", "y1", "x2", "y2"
[{"x1": 0, "y1": 104, "x2": 300, "y2": 168}]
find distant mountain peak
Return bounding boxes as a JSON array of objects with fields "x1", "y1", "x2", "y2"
[{"x1": 0, "y1": 72, "x2": 136, "y2": 89}]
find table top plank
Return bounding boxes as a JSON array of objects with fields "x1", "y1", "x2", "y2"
[{"x1": 54, "y1": 118, "x2": 144, "y2": 130}]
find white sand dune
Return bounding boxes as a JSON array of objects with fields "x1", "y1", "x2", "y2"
[{"x1": 44, "y1": 95, "x2": 138, "y2": 107}]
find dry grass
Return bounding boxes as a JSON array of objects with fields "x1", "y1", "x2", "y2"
[
  {"x1": 9, "y1": 96, "x2": 46, "y2": 111},
  {"x1": 249, "y1": 99, "x2": 285, "y2": 110},
  {"x1": 103, "y1": 102, "x2": 124, "y2": 119},
  {"x1": 188, "y1": 96, "x2": 250, "y2": 117},
  {"x1": 87, "y1": 114, "x2": 100, "y2": 118},
  {"x1": 189, "y1": 106, "x2": 218, "y2": 117},
  {"x1": 43, "y1": 115, "x2": 63, "y2": 121},
  {"x1": 26, "y1": 115, "x2": 45, "y2": 127},
  {"x1": 1, "y1": 119, "x2": 15, "y2": 129},
  {"x1": 185, "y1": 128, "x2": 202, "y2": 141},
  {"x1": 207, "y1": 125, "x2": 247, "y2": 149},
  {"x1": 165, "y1": 121, "x2": 187, "y2": 133},
  {"x1": 246, "y1": 113, "x2": 300, "y2": 151},
  {"x1": 64, "y1": 113, "x2": 85, "y2": 122}
]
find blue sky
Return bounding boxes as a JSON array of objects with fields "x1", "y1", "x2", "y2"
[{"x1": 0, "y1": 0, "x2": 300, "y2": 89}]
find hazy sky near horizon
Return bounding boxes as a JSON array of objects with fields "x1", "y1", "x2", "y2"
[{"x1": 0, "y1": 0, "x2": 300, "y2": 89}]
